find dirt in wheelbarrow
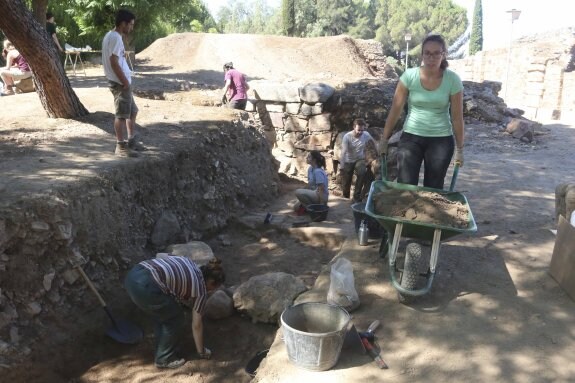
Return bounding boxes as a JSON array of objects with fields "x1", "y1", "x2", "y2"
[{"x1": 373, "y1": 189, "x2": 470, "y2": 228}]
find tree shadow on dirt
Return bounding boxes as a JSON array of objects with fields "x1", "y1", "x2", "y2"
[{"x1": 67, "y1": 73, "x2": 108, "y2": 89}]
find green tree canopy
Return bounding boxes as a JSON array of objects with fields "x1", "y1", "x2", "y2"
[
  {"x1": 469, "y1": 0, "x2": 483, "y2": 55},
  {"x1": 47, "y1": 0, "x2": 215, "y2": 52},
  {"x1": 375, "y1": 0, "x2": 468, "y2": 58}
]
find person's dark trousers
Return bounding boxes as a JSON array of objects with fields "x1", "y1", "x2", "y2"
[
  {"x1": 341, "y1": 160, "x2": 367, "y2": 201},
  {"x1": 124, "y1": 264, "x2": 186, "y2": 366},
  {"x1": 397, "y1": 132, "x2": 454, "y2": 189},
  {"x1": 229, "y1": 99, "x2": 247, "y2": 110},
  {"x1": 361, "y1": 164, "x2": 376, "y2": 201}
]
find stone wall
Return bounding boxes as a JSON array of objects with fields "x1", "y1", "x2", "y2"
[
  {"x1": 245, "y1": 78, "x2": 398, "y2": 178},
  {"x1": 449, "y1": 29, "x2": 575, "y2": 121}
]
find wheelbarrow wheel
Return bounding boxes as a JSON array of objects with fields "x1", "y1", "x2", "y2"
[{"x1": 398, "y1": 243, "x2": 422, "y2": 304}]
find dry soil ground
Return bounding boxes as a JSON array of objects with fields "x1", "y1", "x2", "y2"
[{"x1": 1, "y1": 33, "x2": 575, "y2": 383}]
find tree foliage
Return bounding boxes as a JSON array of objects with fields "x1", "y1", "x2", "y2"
[
  {"x1": 32, "y1": 0, "x2": 216, "y2": 52},
  {"x1": 374, "y1": 0, "x2": 467, "y2": 59},
  {"x1": 282, "y1": 0, "x2": 295, "y2": 36},
  {"x1": 217, "y1": 0, "x2": 467, "y2": 62},
  {"x1": 469, "y1": 0, "x2": 483, "y2": 55},
  {"x1": 217, "y1": 1, "x2": 281, "y2": 35}
]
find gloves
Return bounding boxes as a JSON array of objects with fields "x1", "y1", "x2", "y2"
[
  {"x1": 221, "y1": 95, "x2": 227, "y2": 104},
  {"x1": 199, "y1": 347, "x2": 212, "y2": 360},
  {"x1": 454, "y1": 147, "x2": 464, "y2": 166},
  {"x1": 379, "y1": 139, "x2": 388, "y2": 155}
]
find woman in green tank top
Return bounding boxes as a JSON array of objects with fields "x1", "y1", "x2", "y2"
[{"x1": 380, "y1": 34, "x2": 465, "y2": 189}]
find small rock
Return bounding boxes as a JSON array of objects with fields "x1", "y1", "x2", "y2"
[
  {"x1": 62, "y1": 269, "x2": 80, "y2": 285},
  {"x1": 43, "y1": 272, "x2": 55, "y2": 292},
  {"x1": 27, "y1": 302, "x2": 42, "y2": 316},
  {"x1": 0, "y1": 340, "x2": 10, "y2": 355},
  {"x1": 0, "y1": 254, "x2": 8, "y2": 262},
  {"x1": 31, "y1": 221, "x2": 50, "y2": 231},
  {"x1": 9, "y1": 327, "x2": 19, "y2": 344}
]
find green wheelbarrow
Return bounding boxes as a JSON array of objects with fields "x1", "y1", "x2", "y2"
[{"x1": 365, "y1": 157, "x2": 477, "y2": 302}]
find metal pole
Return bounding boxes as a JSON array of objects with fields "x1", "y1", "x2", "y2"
[
  {"x1": 504, "y1": 20, "x2": 514, "y2": 100},
  {"x1": 405, "y1": 41, "x2": 409, "y2": 69}
]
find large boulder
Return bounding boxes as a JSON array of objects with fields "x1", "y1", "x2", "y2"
[
  {"x1": 505, "y1": 118, "x2": 541, "y2": 143},
  {"x1": 163, "y1": 241, "x2": 215, "y2": 266},
  {"x1": 204, "y1": 289, "x2": 234, "y2": 320},
  {"x1": 251, "y1": 81, "x2": 302, "y2": 102},
  {"x1": 151, "y1": 211, "x2": 181, "y2": 247},
  {"x1": 299, "y1": 83, "x2": 335, "y2": 103},
  {"x1": 233, "y1": 272, "x2": 307, "y2": 324}
]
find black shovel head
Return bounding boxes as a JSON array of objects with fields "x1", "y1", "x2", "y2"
[{"x1": 106, "y1": 318, "x2": 143, "y2": 344}]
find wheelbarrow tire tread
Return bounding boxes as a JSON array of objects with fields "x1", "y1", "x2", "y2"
[{"x1": 398, "y1": 243, "x2": 422, "y2": 304}]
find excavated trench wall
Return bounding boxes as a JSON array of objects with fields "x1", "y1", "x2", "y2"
[{"x1": 0, "y1": 122, "x2": 278, "y2": 364}]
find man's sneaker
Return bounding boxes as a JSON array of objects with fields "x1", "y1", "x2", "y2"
[
  {"x1": 155, "y1": 358, "x2": 186, "y2": 369},
  {"x1": 115, "y1": 142, "x2": 139, "y2": 158},
  {"x1": 127, "y1": 136, "x2": 145, "y2": 151}
]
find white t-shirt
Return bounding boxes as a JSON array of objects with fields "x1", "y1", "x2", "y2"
[
  {"x1": 341, "y1": 131, "x2": 374, "y2": 163},
  {"x1": 102, "y1": 30, "x2": 131, "y2": 84}
]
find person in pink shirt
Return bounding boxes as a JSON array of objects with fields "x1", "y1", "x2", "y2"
[
  {"x1": 221, "y1": 62, "x2": 249, "y2": 110},
  {"x1": 1, "y1": 40, "x2": 32, "y2": 96}
]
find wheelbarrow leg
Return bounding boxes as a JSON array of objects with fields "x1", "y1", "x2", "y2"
[{"x1": 429, "y1": 229, "x2": 442, "y2": 273}]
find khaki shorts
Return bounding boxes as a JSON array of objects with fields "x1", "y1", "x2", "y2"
[
  {"x1": 1, "y1": 68, "x2": 32, "y2": 80},
  {"x1": 109, "y1": 81, "x2": 138, "y2": 119}
]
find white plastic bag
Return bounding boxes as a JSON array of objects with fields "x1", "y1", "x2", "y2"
[{"x1": 327, "y1": 257, "x2": 360, "y2": 311}]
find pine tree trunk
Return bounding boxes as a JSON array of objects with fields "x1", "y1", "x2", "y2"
[{"x1": 0, "y1": 0, "x2": 89, "y2": 118}]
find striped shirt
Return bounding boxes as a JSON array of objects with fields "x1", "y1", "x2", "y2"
[{"x1": 139, "y1": 256, "x2": 207, "y2": 314}]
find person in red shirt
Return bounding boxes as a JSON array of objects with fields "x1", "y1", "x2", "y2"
[
  {"x1": 221, "y1": 62, "x2": 249, "y2": 110},
  {"x1": 1, "y1": 40, "x2": 32, "y2": 96}
]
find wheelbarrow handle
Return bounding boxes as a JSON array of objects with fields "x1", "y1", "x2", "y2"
[
  {"x1": 449, "y1": 163, "x2": 460, "y2": 192},
  {"x1": 379, "y1": 155, "x2": 387, "y2": 181}
]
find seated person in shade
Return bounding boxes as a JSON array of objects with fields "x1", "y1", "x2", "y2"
[
  {"x1": 1, "y1": 40, "x2": 32, "y2": 96},
  {"x1": 295, "y1": 150, "x2": 329, "y2": 208}
]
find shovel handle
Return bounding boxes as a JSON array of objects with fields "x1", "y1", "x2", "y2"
[{"x1": 76, "y1": 266, "x2": 108, "y2": 308}]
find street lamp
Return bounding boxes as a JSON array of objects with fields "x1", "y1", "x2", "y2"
[
  {"x1": 404, "y1": 33, "x2": 412, "y2": 69},
  {"x1": 504, "y1": 9, "x2": 521, "y2": 100}
]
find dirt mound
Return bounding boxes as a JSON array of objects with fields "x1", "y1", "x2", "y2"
[{"x1": 137, "y1": 33, "x2": 378, "y2": 85}]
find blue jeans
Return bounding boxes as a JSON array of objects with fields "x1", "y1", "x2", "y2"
[
  {"x1": 124, "y1": 265, "x2": 185, "y2": 365},
  {"x1": 397, "y1": 132, "x2": 454, "y2": 189}
]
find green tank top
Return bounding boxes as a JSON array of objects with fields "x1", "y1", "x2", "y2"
[{"x1": 400, "y1": 68, "x2": 463, "y2": 137}]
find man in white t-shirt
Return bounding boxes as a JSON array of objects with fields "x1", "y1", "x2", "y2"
[
  {"x1": 102, "y1": 9, "x2": 141, "y2": 157},
  {"x1": 338, "y1": 118, "x2": 377, "y2": 202}
]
